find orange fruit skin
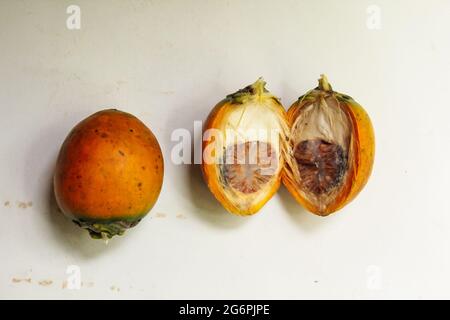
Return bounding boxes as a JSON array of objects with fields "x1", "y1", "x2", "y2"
[
  {"x1": 283, "y1": 95, "x2": 375, "y2": 216},
  {"x1": 54, "y1": 109, "x2": 163, "y2": 236},
  {"x1": 201, "y1": 99, "x2": 287, "y2": 216}
]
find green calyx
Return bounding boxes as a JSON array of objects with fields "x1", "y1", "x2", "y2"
[
  {"x1": 226, "y1": 77, "x2": 279, "y2": 105},
  {"x1": 299, "y1": 74, "x2": 337, "y2": 102},
  {"x1": 298, "y1": 75, "x2": 357, "y2": 107},
  {"x1": 73, "y1": 217, "x2": 143, "y2": 239}
]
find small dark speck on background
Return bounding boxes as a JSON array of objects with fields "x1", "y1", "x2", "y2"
[
  {"x1": 12, "y1": 278, "x2": 32, "y2": 283},
  {"x1": 17, "y1": 201, "x2": 32, "y2": 209},
  {"x1": 4, "y1": 201, "x2": 10, "y2": 207},
  {"x1": 38, "y1": 280, "x2": 53, "y2": 286}
]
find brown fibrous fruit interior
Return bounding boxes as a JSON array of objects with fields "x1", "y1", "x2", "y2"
[
  {"x1": 221, "y1": 141, "x2": 277, "y2": 194},
  {"x1": 294, "y1": 138, "x2": 347, "y2": 195}
]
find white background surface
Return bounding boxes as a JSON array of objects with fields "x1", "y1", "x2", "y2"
[{"x1": 1, "y1": 0, "x2": 449, "y2": 299}]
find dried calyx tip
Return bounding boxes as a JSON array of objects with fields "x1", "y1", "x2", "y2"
[
  {"x1": 252, "y1": 77, "x2": 266, "y2": 96},
  {"x1": 318, "y1": 74, "x2": 332, "y2": 91}
]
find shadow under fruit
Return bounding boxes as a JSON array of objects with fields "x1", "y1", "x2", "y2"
[{"x1": 54, "y1": 109, "x2": 164, "y2": 239}]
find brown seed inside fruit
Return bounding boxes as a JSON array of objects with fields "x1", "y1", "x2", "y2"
[
  {"x1": 294, "y1": 139, "x2": 346, "y2": 195},
  {"x1": 222, "y1": 141, "x2": 277, "y2": 194}
]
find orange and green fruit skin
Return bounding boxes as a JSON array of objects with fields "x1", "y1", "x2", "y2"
[
  {"x1": 283, "y1": 78, "x2": 375, "y2": 216},
  {"x1": 54, "y1": 109, "x2": 164, "y2": 238}
]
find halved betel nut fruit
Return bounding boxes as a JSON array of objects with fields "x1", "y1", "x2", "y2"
[
  {"x1": 283, "y1": 75, "x2": 375, "y2": 216},
  {"x1": 202, "y1": 78, "x2": 289, "y2": 215}
]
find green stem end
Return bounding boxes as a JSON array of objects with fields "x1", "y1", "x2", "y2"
[{"x1": 318, "y1": 74, "x2": 332, "y2": 92}]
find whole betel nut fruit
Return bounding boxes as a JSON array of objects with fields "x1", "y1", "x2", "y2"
[{"x1": 54, "y1": 109, "x2": 164, "y2": 239}]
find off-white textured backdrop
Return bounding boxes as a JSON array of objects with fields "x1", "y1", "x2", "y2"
[{"x1": 1, "y1": 0, "x2": 449, "y2": 299}]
